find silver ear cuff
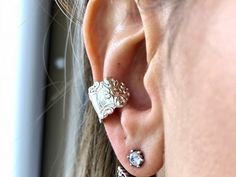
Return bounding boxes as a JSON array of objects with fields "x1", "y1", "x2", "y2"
[
  {"x1": 88, "y1": 78, "x2": 130, "y2": 123},
  {"x1": 127, "y1": 150, "x2": 145, "y2": 168},
  {"x1": 117, "y1": 166, "x2": 135, "y2": 177}
]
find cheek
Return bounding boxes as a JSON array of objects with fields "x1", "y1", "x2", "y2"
[
  {"x1": 164, "y1": 51, "x2": 236, "y2": 177},
  {"x1": 162, "y1": 1, "x2": 236, "y2": 175}
]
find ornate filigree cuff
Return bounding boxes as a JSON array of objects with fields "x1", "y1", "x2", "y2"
[{"x1": 88, "y1": 78, "x2": 130, "y2": 123}]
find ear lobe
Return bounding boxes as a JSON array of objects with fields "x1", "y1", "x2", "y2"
[{"x1": 83, "y1": 0, "x2": 164, "y2": 176}]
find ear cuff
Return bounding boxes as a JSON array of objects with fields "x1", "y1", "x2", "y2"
[{"x1": 88, "y1": 78, "x2": 130, "y2": 123}]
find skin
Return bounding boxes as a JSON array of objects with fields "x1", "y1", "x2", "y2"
[{"x1": 83, "y1": 0, "x2": 236, "y2": 176}]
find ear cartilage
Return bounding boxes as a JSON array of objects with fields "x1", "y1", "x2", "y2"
[
  {"x1": 127, "y1": 150, "x2": 145, "y2": 168},
  {"x1": 88, "y1": 77, "x2": 130, "y2": 123},
  {"x1": 117, "y1": 166, "x2": 135, "y2": 177}
]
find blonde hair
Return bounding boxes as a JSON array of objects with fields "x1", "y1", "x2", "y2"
[{"x1": 55, "y1": 0, "x2": 119, "y2": 177}]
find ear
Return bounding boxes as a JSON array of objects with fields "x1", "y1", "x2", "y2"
[{"x1": 83, "y1": 0, "x2": 164, "y2": 176}]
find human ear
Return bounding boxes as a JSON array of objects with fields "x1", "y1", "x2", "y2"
[{"x1": 83, "y1": 0, "x2": 164, "y2": 176}]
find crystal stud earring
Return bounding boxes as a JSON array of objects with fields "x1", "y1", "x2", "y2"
[{"x1": 127, "y1": 150, "x2": 145, "y2": 168}]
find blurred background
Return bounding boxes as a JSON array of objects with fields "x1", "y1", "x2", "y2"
[{"x1": 0, "y1": 0, "x2": 72, "y2": 177}]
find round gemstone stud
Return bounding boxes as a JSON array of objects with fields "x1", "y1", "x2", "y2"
[{"x1": 127, "y1": 150, "x2": 145, "y2": 168}]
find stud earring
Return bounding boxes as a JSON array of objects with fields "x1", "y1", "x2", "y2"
[
  {"x1": 88, "y1": 78, "x2": 130, "y2": 123},
  {"x1": 127, "y1": 150, "x2": 145, "y2": 168},
  {"x1": 117, "y1": 166, "x2": 135, "y2": 177}
]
